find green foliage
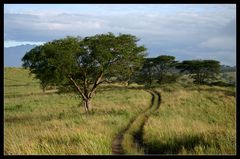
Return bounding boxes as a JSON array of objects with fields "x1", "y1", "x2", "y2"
[
  {"x1": 22, "y1": 37, "x2": 81, "y2": 90},
  {"x1": 177, "y1": 60, "x2": 220, "y2": 84},
  {"x1": 159, "y1": 73, "x2": 180, "y2": 84},
  {"x1": 134, "y1": 55, "x2": 179, "y2": 86},
  {"x1": 153, "y1": 55, "x2": 179, "y2": 84},
  {"x1": 134, "y1": 58, "x2": 155, "y2": 86},
  {"x1": 22, "y1": 33, "x2": 147, "y2": 111}
]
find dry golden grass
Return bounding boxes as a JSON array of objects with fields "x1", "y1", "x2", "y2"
[
  {"x1": 4, "y1": 67, "x2": 151, "y2": 154},
  {"x1": 143, "y1": 84, "x2": 236, "y2": 154}
]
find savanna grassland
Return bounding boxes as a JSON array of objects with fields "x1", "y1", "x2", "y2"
[
  {"x1": 143, "y1": 83, "x2": 236, "y2": 154},
  {"x1": 4, "y1": 67, "x2": 151, "y2": 154},
  {"x1": 4, "y1": 67, "x2": 236, "y2": 155}
]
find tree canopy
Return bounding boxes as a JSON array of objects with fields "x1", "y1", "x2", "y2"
[
  {"x1": 152, "y1": 55, "x2": 178, "y2": 84},
  {"x1": 22, "y1": 33, "x2": 147, "y2": 113},
  {"x1": 134, "y1": 55, "x2": 179, "y2": 86},
  {"x1": 177, "y1": 60, "x2": 220, "y2": 84}
]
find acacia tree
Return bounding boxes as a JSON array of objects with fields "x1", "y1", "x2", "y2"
[
  {"x1": 133, "y1": 56, "x2": 179, "y2": 86},
  {"x1": 177, "y1": 60, "x2": 220, "y2": 84},
  {"x1": 153, "y1": 55, "x2": 178, "y2": 84},
  {"x1": 134, "y1": 58, "x2": 155, "y2": 86},
  {"x1": 22, "y1": 33, "x2": 147, "y2": 113}
]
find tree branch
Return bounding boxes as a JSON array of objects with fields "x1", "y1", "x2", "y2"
[
  {"x1": 88, "y1": 70, "x2": 104, "y2": 98},
  {"x1": 69, "y1": 76, "x2": 87, "y2": 100},
  {"x1": 83, "y1": 71, "x2": 89, "y2": 96}
]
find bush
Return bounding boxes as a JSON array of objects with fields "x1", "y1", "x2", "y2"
[{"x1": 157, "y1": 73, "x2": 180, "y2": 84}]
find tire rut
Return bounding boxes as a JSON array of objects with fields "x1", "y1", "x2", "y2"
[{"x1": 111, "y1": 89, "x2": 161, "y2": 155}]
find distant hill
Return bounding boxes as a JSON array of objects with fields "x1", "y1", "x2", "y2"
[{"x1": 4, "y1": 44, "x2": 37, "y2": 67}]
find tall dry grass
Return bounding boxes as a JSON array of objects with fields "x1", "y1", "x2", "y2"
[
  {"x1": 4, "y1": 67, "x2": 151, "y2": 154},
  {"x1": 143, "y1": 84, "x2": 236, "y2": 154}
]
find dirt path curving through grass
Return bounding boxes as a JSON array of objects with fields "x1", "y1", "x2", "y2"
[{"x1": 112, "y1": 89, "x2": 161, "y2": 155}]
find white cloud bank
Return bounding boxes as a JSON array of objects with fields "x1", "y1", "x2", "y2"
[{"x1": 4, "y1": 4, "x2": 236, "y2": 66}]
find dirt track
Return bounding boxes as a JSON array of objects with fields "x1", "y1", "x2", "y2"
[{"x1": 112, "y1": 89, "x2": 161, "y2": 155}]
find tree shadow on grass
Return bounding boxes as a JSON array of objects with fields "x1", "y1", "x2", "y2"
[
  {"x1": 4, "y1": 91, "x2": 57, "y2": 98},
  {"x1": 4, "y1": 114, "x2": 58, "y2": 124},
  {"x1": 144, "y1": 134, "x2": 210, "y2": 154},
  {"x1": 4, "y1": 84, "x2": 36, "y2": 87},
  {"x1": 89, "y1": 108, "x2": 130, "y2": 117},
  {"x1": 97, "y1": 85, "x2": 145, "y2": 92},
  {"x1": 4, "y1": 116, "x2": 34, "y2": 123},
  {"x1": 4, "y1": 108, "x2": 130, "y2": 124},
  {"x1": 186, "y1": 86, "x2": 235, "y2": 97},
  {"x1": 224, "y1": 91, "x2": 235, "y2": 97}
]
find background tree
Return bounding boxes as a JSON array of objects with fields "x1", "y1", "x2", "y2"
[
  {"x1": 152, "y1": 55, "x2": 179, "y2": 84},
  {"x1": 22, "y1": 33, "x2": 147, "y2": 113},
  {"x1": 133, "y1": 58, "x2": 155, "y2": 87},
  {"x1": 177, "y1": 60, "x2": 220, "y2": 84},
  {"x1": 133, "y1": 55, "x2": 179, "y2": 86}
]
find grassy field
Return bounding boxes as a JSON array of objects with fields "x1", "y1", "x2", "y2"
[
  {"x1": 4, "y1": 67, "x2": 151, "y2": 154},
  {"x1": 142, "y1": 83, "x2": 236, "y2": 154},
  {"x1": 4, "y1": 67, "x2": 236, "y2": 155}
]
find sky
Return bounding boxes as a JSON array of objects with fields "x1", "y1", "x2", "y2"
[{"x1": 4, "y1": 4, "x2": 236, "y2": 66}]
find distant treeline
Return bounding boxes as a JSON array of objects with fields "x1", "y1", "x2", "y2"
[
  {"x1": 220, "y1": 65, "x2": 236, "y2": 73},
  {"x1": 131, "y1": 56, "x2": 234, "y2": 87}
]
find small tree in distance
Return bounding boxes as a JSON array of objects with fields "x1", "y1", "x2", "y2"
[
  {"x1": 153, "y1": 55, "x2": 178, "y2": 84},
  {"x1": 134, "y1": 58, "x2": 155, "y2": 87},
  {"x1": 177, "y1": 59, "x2": 221, "y2": 84},
  {"x1": 22, "y1": 33, "x2": 147, "y2": 113},
  {"x1": 133, "y1": 55, "x2": 179, "y2": 86}
]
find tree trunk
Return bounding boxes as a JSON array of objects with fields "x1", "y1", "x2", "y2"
[
  {"x1": 83, "y1": 98, "x2": 91, "y2": 113},
  {"x1": 149, "y1": 73, "x2": 153, "y2": 87},
  {"x1": 124, "y1": 79, "x2": 130, "y2": 87}
]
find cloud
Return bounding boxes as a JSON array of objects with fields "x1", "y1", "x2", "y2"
[
  {"x1": 4, "y1": 4, "x2": 236, "y2": 66},
  {"x1": 4, "y1": 8, "x2": 233, "y2": 41},
  {"x1": 4, "y1": 40, "x2": 45, "y2": 47},
  {"x1": 199, "y1": 36, "x2": 236, "y2": 50}
]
